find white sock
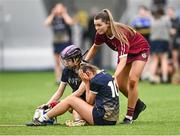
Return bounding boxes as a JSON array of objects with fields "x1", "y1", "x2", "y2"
[
  {"x1": 162, "y1": 74, "x2": 168, "y2": 82},
  {"x1": 125, "y1": 115, "x2": 133, "y2": 120},
  {"x1": 74, "y1": 118, "x2": 81, "y2": 122},
  {"x1": 38, "y1": 114, "x2": 49, "y2": 122}
]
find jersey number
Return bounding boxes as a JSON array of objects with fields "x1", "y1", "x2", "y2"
[{"x1": 108, "y1": 80, "x2": 119, "y2": 98}]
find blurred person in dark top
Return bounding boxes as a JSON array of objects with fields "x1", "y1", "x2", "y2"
[
  {"x1": 167, "y1": 7, "x2": 180, "y2": 84},
  {"x1": 44, "y1": 3, "x2": 75, "y2": 84}
]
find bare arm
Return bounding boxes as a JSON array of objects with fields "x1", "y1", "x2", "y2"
[
  {"x1": 79, "y1": 76, "x2": 96, "y2": 105},
  {"x1": 113, "y1": 56, "x2": 127, "y2": 77},
  {"x1": 44, "y1": 14, "x2": 54, "y2": 27},
  {"x1": 46, "y1": 82, "x2": 67, "y2": 104},
  {"x1": 71, "y1": 82, "x2": 86, "y2": 97},
  {"x1": 61, "y1": 7, "x2": 75, "y2": 25},
  {"x1": 62, "y1": 12, "x2": 75, "y2": 25},
  {"x1": 85, "y1": 44, "x2": 100, "y2": 62},
  {"x1": 85, "y1": 81, "x2": 96, "y2": 105},
  {"x1": 84, "y1": 81, "x2": 90, "y2": 101},
  {"x1": 87, "y1": 91, "x2": 96, "y2": 105},
  {"x1": 113, "y1": 56, "x2": 127, "y2": 88}
]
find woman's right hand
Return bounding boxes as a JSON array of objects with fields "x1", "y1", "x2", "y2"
[{"x1": 113, "y1": 75, "x2": 119, "y2": 89}]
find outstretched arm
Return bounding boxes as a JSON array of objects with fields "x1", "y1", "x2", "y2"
[
  {"x1": 38, "y1": 82, "x2": 66, "y2": 109},
  {"x1": 113, "y1": 56, "x2": 127, "y2": 77},
  {"x1": 85, "y1": 44, "x2": 100, "y2": 62},
  {"x1": 113, "y1": 56, "x2": 127, "y2": 88},
  {"x1": 71, "y1": 82, "x2": 86, "y2": 97},
  {"x1": 62, "y1": 7, "x2": 75, "y2": 25},
  {"x1": 44, "y1": 13, "x2": 54, "y2": 27},
  {"x1": 46, "y1": 82, "x2": 67, "y2": 104}
]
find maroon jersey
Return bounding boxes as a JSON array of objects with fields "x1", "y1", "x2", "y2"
[{"x1": 94, "y1": 29, "x2": 149, "y2": 62}]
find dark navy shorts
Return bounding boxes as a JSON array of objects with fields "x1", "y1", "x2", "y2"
[
  {"x1": 92, "y1": 107, "x2": 116, "y2": 125},
  {"x1": 150, "y1": 40, "x2": 169, "y2": 54},
  {"x1": 53, "y1": 42, "x2": 71, "y2": 54}
]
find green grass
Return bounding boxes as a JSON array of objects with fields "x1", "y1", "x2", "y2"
[{"x1": 0, "y1": 71, "x2": 180, "y2": 135}]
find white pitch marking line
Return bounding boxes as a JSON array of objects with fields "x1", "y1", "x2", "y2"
[{"x1": 0, "y1": 124, "x2": 25, "y2": 127}]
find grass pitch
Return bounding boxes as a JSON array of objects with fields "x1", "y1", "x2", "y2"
[{"x1": 0, "y1": 71, "x2": 180, "y2": 135}]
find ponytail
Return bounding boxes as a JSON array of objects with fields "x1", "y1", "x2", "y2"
[{"x1": 95, "y1": 9, "x2": 136, "y2": 46}]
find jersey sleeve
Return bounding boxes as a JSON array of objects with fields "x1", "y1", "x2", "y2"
[
  {"x1": 94, "y1": 33, "x2": 104, "y2": 45},
  {"x1": 116, "y1": 29, "x2": 130, "y2": 58},
  {"x1": 118, "y1": 43, "x2": 129, "y2": 59},
  {"x1": 90, "y1": 80, "x2": 101, "y2": 94},
  {"x1": 61, "y1": 68, "x2": 68, "y2": 83}
]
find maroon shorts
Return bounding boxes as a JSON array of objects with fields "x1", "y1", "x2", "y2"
[{"x1": 126, "y1": 50, "x2": 149, "y2": 64}]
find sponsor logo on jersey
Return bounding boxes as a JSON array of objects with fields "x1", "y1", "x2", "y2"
[{"x1": 142, "y1": 53, "x2": 147, "y2": 58}]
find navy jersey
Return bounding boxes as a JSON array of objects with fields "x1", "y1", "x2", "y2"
[
  {"x1": 61, "y1": 67, "x2": 81, "y2": 92},
  {"x1": 90, "y1": 71, "x2": 119, "y2": 121},
  {"x1": 61, "y1": 67, "x2": 85, "y2": 100},
  {"x1": 52, "y1": 16, "x2": 69, "y2": 34},
  {"x1": 52, "y1": 16, "x2": 72, "y2": 43}
]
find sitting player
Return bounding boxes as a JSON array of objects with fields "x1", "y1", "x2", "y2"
[
  {"x1": 26, "y1": 45, "x2": 87, "y2": 126},
  {"x1": 30, "y1": 63, "x2": 119, "y2": 126}
]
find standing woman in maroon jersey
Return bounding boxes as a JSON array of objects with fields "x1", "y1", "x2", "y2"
[{"x1": 85, "y1": 9, "x2": 149, "y2": 124}]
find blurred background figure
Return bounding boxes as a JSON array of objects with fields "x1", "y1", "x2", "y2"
[
  {"x1": 130, "y1": 5, "x2": 151, "y2": 81},
  {"x1": 149, "y1": 8, "x2": 171, "y2": 84},
  {"x1": 167, "y1": 6, "x2": 180, "y2": 84},
  {"x1": 44, "y1": 3, "x2": 74, "y2": 84},
  {"x1": 86, "y1": 7, "x2": 102, "y2": 67},
  {"x1": 72, "y1": 8, "x2": 88, "y2": 49},
  {"x1": 131, "y1": 5, "x2": 151, "y2": 42}
]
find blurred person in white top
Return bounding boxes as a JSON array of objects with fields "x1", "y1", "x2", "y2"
[{"x1": 149, "y1": 8, "x2": 171, "y2": 83}]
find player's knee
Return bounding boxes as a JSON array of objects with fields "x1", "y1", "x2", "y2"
[
  {"x1": 66, "y1": 95, "x2": 78, "y2": 104},
  {"x1": 128, "y1": 78, "x2": 138, "y2": 90},
  {"x1": 66, "y1": 95, "x2": 74, "y2": 100}
]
